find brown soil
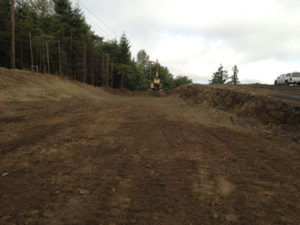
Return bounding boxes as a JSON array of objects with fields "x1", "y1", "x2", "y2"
[
  {"x1": 0, "y1": 67, "x2": 299, "y2": 225},
  {"x1": 173, "y1": 84, "x2": 300, "y2": 126}
]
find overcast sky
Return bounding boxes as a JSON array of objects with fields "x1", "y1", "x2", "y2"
[{"x1": 73, "y1": 0, "x2": 300, "y2": 84}]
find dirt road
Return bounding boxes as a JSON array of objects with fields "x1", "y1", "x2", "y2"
[{"x1": 0, "y1": 68, "x2": 300, "y2": 225}]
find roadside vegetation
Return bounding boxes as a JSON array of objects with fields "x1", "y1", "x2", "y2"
[
  {"x1": 210, "y1": 64, "x2": 240, "y2": 84},
  {"x1": 0, "y1": 0, "x2": 192, "y2": 90}
]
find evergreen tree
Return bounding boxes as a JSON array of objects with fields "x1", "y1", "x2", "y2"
[
  {"x1": 0, "y1": 0, "x2": 191, "y2": 91},
  {"x1": 155, "y1": 63, "x2": 175, "y2": 90},
  {"x1": 0, "y1": 0, "x2": 11, "y2": 67},
  {"x1": 228, "y1": 65, "x2": 240, "y2": 84},
  {"x1": 174, "y1": 75, "x2": 192, "y2": 87},
  {"x1": 123, "y1": 60, "x2": 148, "y2": 90},
  {"x1": 53, "y1": 0, "x2": 71, "y2": 17},
  {"x1": 136, "y1": 49, "x2": 150, "y2": 85},
  {"x1": 137, "y1": 49, "x2": 149, "y2": 71},
  {"x1": 119, "y1": 33, "x2": 131, "y2": 64},
  {"x1": 210, "y1": 64, "x2": 228, "y2": 84},
  {"x1": 29, "y1": 0, "x2": 54, "y2": 16},
  {"x1": 103, "y1": 40, "x2": 120, "y2": 62}
]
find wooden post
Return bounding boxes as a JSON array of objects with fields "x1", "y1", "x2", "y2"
[
  {"x1": 90, "y1": 55, "x2": 94, "y2": 85},
  {"x1": 111, "y1": 60, "x2": 114, "y2": 87},
  {"x1": 121, "y1": 74, "x2": 124, "y2": 89},
  {"x1": 58, "y1": 40, "x2": 61, "y2": 75},
  {"x1": 46, "y1": 40, "x2": 50, "y2": 74},
  {"x1": 106, "y1": 54, "x2": 109, "y2": 87},
  {"x1": 83, "y1": 43, "x2": 87, "y2": 82},
  {"x1": 10, "y1": 0, "x2": 15, "y2": 69},
  {"x1": 70, "y1": 30, "x2": 72, "y2": 62},
  {"x1": 39, "y1": 46, "x2": 42, "y2": 73},
  {"x1": 20, "y1": 46, "x2": 23, "y2": 69},
  {"x1": 101, "y1": 53, "x2": 105, "y2": 86},
  {"x1": 61, "y1": 43, "x2": 64, "y2": 75},
  {"x1": 42, "y1": 41, "x2": 46, "y2": 73},
  {"x1": 149, "y1": 62, "x2": 152, "y2": 87},
  {"x1": 29, "y1": 32, "x2": 33, "y2": 71}
]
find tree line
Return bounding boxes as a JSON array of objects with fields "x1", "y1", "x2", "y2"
[
  {"x1": 0, "y1": 0, "x2": 192, "y2": 90},
  {"x1": 210, "y1": 64, "x2": 240, "y2": 84}
]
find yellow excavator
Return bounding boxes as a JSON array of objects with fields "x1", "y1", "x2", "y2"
[{"x1": 150, "y1": 59, "x2": 163, "y2": 92}]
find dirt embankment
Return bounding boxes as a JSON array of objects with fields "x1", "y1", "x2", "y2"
[
  {"x1": 1, "y1": 67, "x2": 300, "y2": 225},
  {"x1": 172, "y1": 84, "x2": 300, "y2": 126},
  {"x1": 0, "y1": 67, "x2": 110, "y2": 103}
]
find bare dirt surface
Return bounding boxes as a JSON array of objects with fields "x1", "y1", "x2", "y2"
[
  {"x1": 173, "y1": 84, "x2": 300, "y2": 126},
  {"x1": 0, "y1": 68, "x2": 300, "y2": 225}
]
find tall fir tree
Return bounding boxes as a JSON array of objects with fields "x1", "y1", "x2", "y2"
[
  {"x1": 119, "y1": 33, "x2": 131, "y2": 64},
  {"x1": 0, "y1": 0, "x2": 11, "y2": 67},
  {"x1": 136, "y1": 49, "x2": 150, "y2": 82},
  {"x1": 210, "y1": 64, "x2": 228, "y2": 84},
  {"x1": 137, "y1": 49, "x2": 149, "y2": 70},
  {"x1": 0, "y1": 0, "x2": 192, "y2": 91},
  {"x1": 228, "y1": 65, "x2": 240, "y2": 84}
]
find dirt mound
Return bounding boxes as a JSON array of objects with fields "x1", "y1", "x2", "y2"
[
  {"x1": 172, "y1": 84, "x2": 300, "y2": 125},
  {"x1": 0, "y1": 67, "x2": 108, "y2": 102}
]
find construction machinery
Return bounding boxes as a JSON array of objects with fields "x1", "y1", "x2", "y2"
[{"x1": 149, "y1": 59, "x2": 163, "y2": 94}]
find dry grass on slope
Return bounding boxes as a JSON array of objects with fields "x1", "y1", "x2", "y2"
[{"x1": 0, "y1": 67, "x2": 109, "y2": 103}]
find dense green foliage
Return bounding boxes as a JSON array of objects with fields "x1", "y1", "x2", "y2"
[
  {"x1": 0, "y1": 0, "x2": 192, "y2": 90},
  {"x1": 0, "y1": 0, "x2": 11, "y2": 67},
  {"x1": 174, "y1": 75, "x2": 192, "y2": 87},
  {"x1": 210, "y1": 65, "x2": 228, "y2": 84},
  {"x1": 227, "y1": 65, "x2": 240, "y2": 84},
  {"x1": 210, "y1": 64, "x2": 241, "y2": 85}
]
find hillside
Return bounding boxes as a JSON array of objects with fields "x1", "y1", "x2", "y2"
[
  {"x1": 0, "y1": 68, "x2": 299, "y2": 225},
  {"x1": 0, "y1": 67, "x2": 111, "y2": 102}
]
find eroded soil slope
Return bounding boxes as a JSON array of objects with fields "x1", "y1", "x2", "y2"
[
  {"x1": 0, "y1": 68, "x2": 299, "y2": 225},
  {"x1": 172, "y1": 84, "x2": 300, "y2": 126}
]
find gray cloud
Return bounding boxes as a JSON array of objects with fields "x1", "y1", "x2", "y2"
[{"x1": 74, "y1": 0, "x2": 300, "y2": 83}]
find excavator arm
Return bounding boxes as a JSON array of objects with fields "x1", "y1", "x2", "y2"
[{"x1": 150, "y1": 59, "x2": 163, "y2": 91}]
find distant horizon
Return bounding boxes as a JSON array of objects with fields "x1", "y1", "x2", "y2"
[{"x1": 73, "y1": 0, "x2": 300, "y2": 85}]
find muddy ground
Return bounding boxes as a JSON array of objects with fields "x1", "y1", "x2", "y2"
[{"x1": 0, "y1": 68, "x2": 300, "y2": 225}]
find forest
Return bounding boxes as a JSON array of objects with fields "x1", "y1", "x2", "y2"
[{"x1": 0, "y1": 0, "x2": 192, "y2": 90}]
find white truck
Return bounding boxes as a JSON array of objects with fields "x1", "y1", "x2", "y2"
[{"x1": 274, "y1": 72, "x2": 300, "y2": 85}]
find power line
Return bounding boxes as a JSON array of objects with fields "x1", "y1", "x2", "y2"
[
  {"x1": 85, "y1": 17, "x2": 113, "y2": 40},
  {"x1": 78, "y1": 0, "x2": 117, "y2": 39}
]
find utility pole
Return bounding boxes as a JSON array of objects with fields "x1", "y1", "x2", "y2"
[
  {"x1": 101, "y1": 53, "x2": 105, "y2": 86},
  {"x1": 46, "y1": 40, "x2": 50, "y2": 74},
  {"x1": 106, "y1": 54, "x2": 109, "y2": 87},
  {"x1": 90, "y1": 55, "x2": 94, "y2": 85},
  {"x1": 29, "y1": 32, "x2": 33, "y2": 71},
  {"x1": 149, "y1": 62, "x2": 152, "y2": 88},
  {"x1": 10, "y1": 0, "x2": 15, "y2": 69},
  {"x1": 111, "y1": 60, "x2": 114, "y2": 87},
  {"x1": 58, "y1": 40, "x2": 62, "y2": 74},
  {"x1": 83, "y1": 43, "x2": 87, "y2": 82}
]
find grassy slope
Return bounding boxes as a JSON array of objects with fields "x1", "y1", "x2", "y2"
[{"x1": 0, "y1": 67, "x2": 108, "y2": 103}]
